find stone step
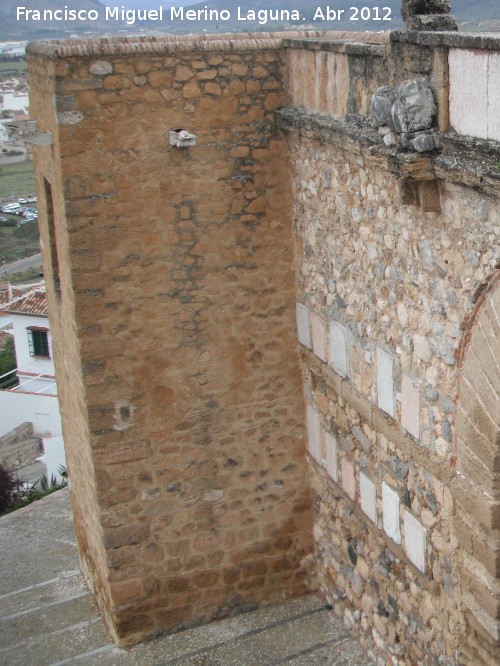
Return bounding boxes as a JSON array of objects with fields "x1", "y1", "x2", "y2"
[
  {"x1": 0, "y1": 570, "x2": 83, "y2": 617},
  {"x1": 70, "y1": 596, "x2": 372, "y2": 666},
  {"x1": 0, "y1": 593, "x2": 101, "y2": 650},
  {"x1": 0, "y1": 615, "x2": 113, "y2": 666},
  {"x1": 0, "y1": 490, "x2": 373, "y2": 666}
]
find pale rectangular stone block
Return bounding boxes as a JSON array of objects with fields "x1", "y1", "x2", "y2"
[
  {"x1": 316, "y1": 51, "x2": 328, "y2": 115},
  {"x1": 306, "y1": 404, "x2": 321, "y2": 464},
  {"x1": 328, "y1": 320, "x2": 349, "y2": 378},
  {"x1": 311, "y1": 312, "x2": 327, "y2": 363},
  {"x1": 303, "y1": 49, "x2": 316, "y2": 114},
  {"x1": 324, "y1": 431, "x2": 338, "y2": 482},
  {"x1": 360, "y1": 472, "x2": 376, "y2": 523},
  {"x1": 296, "y1": 302, "x2": 312, "y2": 349},
  {"x1": 341, "y1": 458, "x2": 355, "y2": 501},
  {"x1": 377, "y1": 348, "x2": 395, "y2": 417},
  {"x1": 401, "y1": 374, "x2": 421, "y2": 440},
  {"x1": 382, "y1": 482, "x2": 401, "y2": 544},
  {"x1": 286, "y1": 50, "x2": 299, "y2": 107},
  {"x1": 326, "y1": 52, "x2": 349, "y2": 120},
  {"x1": 449, "y1": 49, "x2": 489, "y2": 140},
  {"x1": 487, "y1": 53, "x2": 500, "y2": 141},
  {"x1": 404, "y1": 511, "x2": 426, "y2": 573}
]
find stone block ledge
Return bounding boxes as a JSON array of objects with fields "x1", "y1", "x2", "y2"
[
  {"x1": 283, "y1": 39, "x2": 387, "y2": 57},
  {"x1": 391, "y1": 29, "x2": 500, "y2": 52}
]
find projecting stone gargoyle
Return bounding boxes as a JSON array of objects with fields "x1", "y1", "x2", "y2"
[{"x1": 371, "y1": 80, "x2": 441, "y2": 152}]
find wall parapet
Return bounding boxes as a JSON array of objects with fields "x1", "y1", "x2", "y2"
[
  {"x1": 26, "y1": 30, "x2": 389, "y2": 59},
  {"x1": 283, "y1": 38, "x2": 387, "y2": 57},
  {"x1": 391, "y1": 29, "x2": 500, "y2": 51}
]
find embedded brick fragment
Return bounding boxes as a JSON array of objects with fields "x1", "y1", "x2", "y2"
[
  {"x1": 377, "y1": 348, "x2": 396, "y2": 418},
  {"x1": 295, "y1": 303, "x2": 312, "y2": 349},
  {"x1": 360, "y1": 472, "x2": 377, "y2": 523},
  {"x1": 306, "y1": 405, "x2": 322, "y2": 464},
  {"x1": 401, "y1": 374, "x2": 421, "y2": 440},
  {"x1": 382, "y1": 483, "x2": 401, "y2": 544},
  {"x1": 341, "y1": 458, "x2": 356, "y2": 501},
  {"x1": 311, "y1": 313, "x2": 327, "y2": 363},
  {"x1": 328, "y1": 321, "x2": 349, "y2": 378},
  {"x1": 403, "y1": 511, "x2": 426, "y2": 573}
]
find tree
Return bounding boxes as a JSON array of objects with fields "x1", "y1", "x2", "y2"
[{"x1": 0, "y1": 336, "x2": 17, "y2": 388}]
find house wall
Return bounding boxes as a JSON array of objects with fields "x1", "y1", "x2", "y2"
[
  {"x1": 0, "y1": 390, "x2": 61, "y2": 438},
  {"x1": 27, "y1": 32, "x2": 314, "y2": 647},
  {"x1": 26, "y1": 28, "x2": 500, "y2": 664},
  {"x1": 10, "y1": 313, "x2": 55, "y2": 380},
  {"x1": 2, "y1": 92, "x2": 29, "y2": 112}
]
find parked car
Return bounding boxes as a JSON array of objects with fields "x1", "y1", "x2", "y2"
[
  {"x1": 2, "y1": 203, "x2": 20, "y2": 212},
  {"x1": 18, "y1": 198, "x2": 27, "y2": 204},
  {"x1": 26, "y1": 196, "x2": 36, "y2": 203}
]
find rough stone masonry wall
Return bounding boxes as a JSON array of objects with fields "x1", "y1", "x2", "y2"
[
  {"x1": 27, "y1": 50, "x2": 110, "y2": 616},
  {"x1": 282, "y1": 32, "x2": 500, "y2": 666},
  {"x1": 27, "y1": 28, "x2": 500, "y2": 663},
  {"x1": 27, "y1": 34, "x2": 315, "y2": 646}
]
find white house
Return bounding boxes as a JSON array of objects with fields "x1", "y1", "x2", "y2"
[
  {"x1": 0, "y1": 284, "x2": 65, "y2": 480},
  {"x1": 1, "y1": 92, "x2": 29, "y2": 114}
]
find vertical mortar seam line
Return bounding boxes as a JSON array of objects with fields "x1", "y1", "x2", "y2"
[
  {"x1": 267, "y1": 635, "x2": 360, "y2": 665},
  {"x1": 0, "y1": 618, "x2": 105, "y2": 653},
  {"x1": 0, "y1": 591, "x2": 90, "y2": 621},
  {"x1": 154, "y1": 605, "x2": 332, "y2": 666}
]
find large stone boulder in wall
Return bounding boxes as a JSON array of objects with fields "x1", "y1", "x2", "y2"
[
  {"x1": 371, "y1": 80, "x2": 439, "y2": 152},
  {"x1": 391, "y1": 80, "x2": 436, "y2": 134}
]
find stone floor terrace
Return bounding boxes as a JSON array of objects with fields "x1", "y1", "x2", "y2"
[{"x1": 0, "y1": 488, "x2": 373, "y2": 665}]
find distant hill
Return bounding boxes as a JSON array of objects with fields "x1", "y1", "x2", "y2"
[
  {"x1": 0, "y1": 0, "x2": 108, "y2": 36},
  {"x1": 159, "y1": 0, "x2": 500, "y2": 33},
  {"x1": 161, "y1": 0, "x2": 404, "y2": 32},
  {"x1": 1, "y1": 0, "x2": 499, "y2": 38},
  {"x1": 452, "y1": 0, "x2": 499, "y2": 21}
]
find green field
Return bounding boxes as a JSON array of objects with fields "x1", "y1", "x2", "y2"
[
  {"x1": 0, "y1": 60, "x2": 27, "y2": 78},
  {"x1": 0, "y1": 161, "x2": 35, "y2": 200},
  {"x1": 0, "y1": 160, "x2": 39, "y2": 263},
  {"x1": 0, "y1": 216, "x2": 39, "y2": 264}
]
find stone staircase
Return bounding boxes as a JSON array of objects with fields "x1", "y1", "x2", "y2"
[
  {"x1": 0, "y1": 489, "x2": 374, "y2": 666},
  {"x1": 0, "y1": 422, "x2": 42, "y2": 473}
]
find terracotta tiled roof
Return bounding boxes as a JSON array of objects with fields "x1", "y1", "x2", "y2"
[{"x1": 0, "y1": 285, "x2": 48, "y2": 317}]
